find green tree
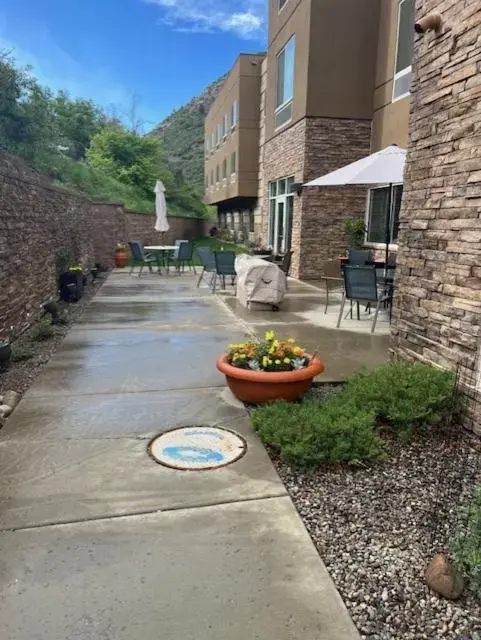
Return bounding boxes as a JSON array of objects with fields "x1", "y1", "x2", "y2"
[
  {"x1": 87, "y1": 127, "x2": 174, "y2": 198},
  {"x1": 52, "y1": 91, "x2": 107, "y2": 161}
]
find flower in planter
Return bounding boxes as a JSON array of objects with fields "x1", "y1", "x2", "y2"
[
  {"x1": 225, "y1": 331, "x2": 309, "y2": 373},
  {"x1": 67, "y1": 266, "x2": 83, "y2": 272}
]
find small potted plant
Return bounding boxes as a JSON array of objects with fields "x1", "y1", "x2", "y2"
[
  {"x1": 216, "y1": 331, "x2": 324, "y2": 404},
  {"x1": 115, "y1": 243, "x2": 128, "y2": 268},
  {"x1": 0, "y1": 339, "x2": 12, "y2": 371},
  {"x1": 59, "y1": 266, "x2": 84, "y2": 302},
  {"x1": 344, "y1": 218, "x2": 366, "y2": 250}
]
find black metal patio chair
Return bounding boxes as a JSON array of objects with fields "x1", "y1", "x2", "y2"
[
  {"x1": 128, "y1": 241, "x2": 159, "y2": 276},
  {"x1": 348, "y1": 249, "x2": 371, "y2": 264},
  {"x1": 212, "y1": 251, "x2": 236, "y2": 293},
  {"x1": 337, "y1": 265, "x2": 391, "y2": 334},
  {"x1": 167, "y1": 241, "x2": 196, "y2": 274},
  {"x1": 195, "y1": 246, "x2": 216, "y2": 288}
]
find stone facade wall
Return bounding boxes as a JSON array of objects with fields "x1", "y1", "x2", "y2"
[
  {"x1": 0, "y1": 154, "x2": 211, "y2": 341},
  {"x1": 261, "y1": 117, "x2": 371, "y2": 279},
  {"x1": 391, "y1": 0, "x2": 481, "y2": 433},
  {"x1": 253, "y1": 58, "x2": 268, "y2": 242},
  {"x1": 299, "y1": 118, "x2": 372, "y2": 279}
]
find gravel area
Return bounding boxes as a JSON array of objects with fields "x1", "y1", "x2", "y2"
[
  {"x1": 265, "y1": 389, "x2": 481, "y2": 639},
  {"x1": 0, "y1": 272, "x2": 107, "y2": 403}
]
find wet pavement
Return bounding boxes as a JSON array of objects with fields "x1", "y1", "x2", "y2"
[{"x1": 0, "y1": 271, "x2": 359, "y2": 640}]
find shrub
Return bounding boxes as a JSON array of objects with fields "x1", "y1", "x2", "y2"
[
  {"x1": 454, "y1": 485, "x2": 481, "y2": 598},
  {"x1": 343, "y1": 362, "x2": 456, "y2": 434},
  {"x1": 31, "y1": 319, "x2": 55, "y2": 341},
  {"x1": 11, "y1": 344, "x2": 35, "y2": 362},
  {"x1": 251, "y1": 397, "x2": 381, "y2": 471},
  {"x1": 52, "y1": 310, "x2": 69, "y2": 326}
]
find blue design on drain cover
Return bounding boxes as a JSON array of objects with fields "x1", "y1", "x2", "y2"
[{"x1": 162, "y1": 446, "x2": 224, "y2": 464}]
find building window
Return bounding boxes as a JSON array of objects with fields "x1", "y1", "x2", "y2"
[
  {"x1": 223, "y1": 113, "x2": 229, "y2": 138},
  {"x1": 222, "y1": 158, "x2": 227, "y2": 179},
  {"x1": 366, "y1": 185, "x2": 403, "y2": 245},
  {"x1": 231, "y1": 100, "x2": 238, "y2": 128},
  {"x1": 211, "y1": 132, "x2": 215, "y2": 151},
  {"x1": 210, "y1": 169, "x2": 214, "y2": 186},
  {"x1": 278, "y1": 0, "x2": 288, "y2": 12},
  {"x1": 205, "y1": 139, "x2": 210, "y2": 157},
  {"x1": 216, "y1": 165, "x2": 220, "y2": 183},
  {"x1": 393, "y1": 0, "x2": 415, "y2": 101},
  {"x1": 231, "y1": 152, "x2": 236, "y2": 174},
  {"x1": 268, "y1": 177, "x2": 294, "y2": 254},
  {"x1": 275, "y1": 36, "x2": 295, "y2": 130},
  {"x1": 216, "y1": 124, "x2": 222, "y2": 147}
]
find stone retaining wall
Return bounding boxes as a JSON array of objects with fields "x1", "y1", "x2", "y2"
[
  {"x1": 391, "y1": 0, "x2": 481, "y2": 432},
  {"x1": 0, "y1": 153, "x2": 210, "y2": 342}
]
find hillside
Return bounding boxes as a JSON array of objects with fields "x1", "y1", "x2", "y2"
[{"x1": 149, "y1": 73, "x2": 227, "y2": 193}]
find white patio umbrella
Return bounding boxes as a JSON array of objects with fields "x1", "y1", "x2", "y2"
[
  {"x1": 303, "y1": 145, "x2": 406, "y2": 266},
  {"x1": 154, "y1": 180, "x2": 169, "y2": 236}
]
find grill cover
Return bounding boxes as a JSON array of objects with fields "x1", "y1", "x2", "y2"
[{"x1": 235, "y1": 254, "x2": 286, "y2": 309}]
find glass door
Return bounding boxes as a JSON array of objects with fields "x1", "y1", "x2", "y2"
[{"x1": 268, "y1": 178, "x2": 294, "y2": 255}]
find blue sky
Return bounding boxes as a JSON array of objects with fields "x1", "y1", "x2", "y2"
[{"x1": 0, "y1": 0, "x2": 267, "y2": 131}]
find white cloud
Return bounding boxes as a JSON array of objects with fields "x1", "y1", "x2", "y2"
[{"x1": 145, "y1": 0, "x2": 266, "y2": 39}]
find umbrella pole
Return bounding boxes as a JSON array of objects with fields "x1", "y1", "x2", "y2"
[{"x1": 384, "y1": 183, "x2": 392, "y2": 272}]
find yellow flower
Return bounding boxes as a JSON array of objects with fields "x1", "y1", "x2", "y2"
[
  {"x1": 265, "y1": 330, "x2": 275, "y2": 342},
  {"x1": 288, "y1": 337, "x2": 295, "y2": 344},
  {"x1": 239, "y1": 354, "x2": 247, "y2": 359},
  {"x1": 262, "y1": 356, "x2": 269, "y2": 367},
  {"x1": 284, "y1": 358, "x2": 291, "y2": 364},
  {"x1": 269, "y1": 346, "x2": 276, "y2": 355},
  {"x1": 275, "y1": 359, "x2": 281, "y2": 365},
  {"x1": 272, "y1": 340, "x2": 279, "y2": 348}
]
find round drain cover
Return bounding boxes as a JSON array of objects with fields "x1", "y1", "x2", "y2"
[{"x1": 149, "y1": 426, "x2": 246, "y2": 470}]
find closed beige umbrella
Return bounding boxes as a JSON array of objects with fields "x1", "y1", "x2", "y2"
[{"x1": 154, "y1": 181, "x2": 169, "y2": 235}]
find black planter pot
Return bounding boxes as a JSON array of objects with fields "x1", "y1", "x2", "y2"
[
  {"x1": 0, "y1": 342, "x2": 11, "y2": 372},
  {"x1": 59, "y1": 272, "x2": 84, "y2": 302}
]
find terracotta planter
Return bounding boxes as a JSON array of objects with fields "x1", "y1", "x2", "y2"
[
  {"x1": 115, "y1": 250, "x2": 128, "y2": 268},
  {"x1": 216, "y1": 354, "x2": 325, "y2": 405}
]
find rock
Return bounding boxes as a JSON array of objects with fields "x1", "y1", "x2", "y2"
[
  {"x1": 425, "y1": 553, "x2": 464, "y2": 600},
  {"x1": 0, "y1": 405, "x2": 12, "y2": 418},
  {"x1": 3, "y1": 390, "x2": 20, "y2": 411}
]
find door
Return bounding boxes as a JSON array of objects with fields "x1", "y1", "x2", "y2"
[{"x1": 268, "y1": 178, "x2": 294, "y2": 255}]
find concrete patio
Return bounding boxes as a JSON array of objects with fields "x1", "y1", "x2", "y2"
[
  {"x1": 0, "y1": 271, "x2": 361, "y2": 640},
  {"x1": 221, "y1": 277, "x2": 390, "y2": 382}
]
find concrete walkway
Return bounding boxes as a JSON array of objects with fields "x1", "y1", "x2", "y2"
[{"x1": 0, "y1": 272, "x2": 359, "y2": 640}]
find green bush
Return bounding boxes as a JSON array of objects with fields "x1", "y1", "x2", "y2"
[
  {"x1": 251, "y1": 361, "x2": 456, "y2": 471},
  {"x1": 454, "y1": 485, "x2": 481, "y2": 598},
  {"x1": 251, "y1": 398, "x2": 381, "y2": 471},
  {"x1": 343, "y1": 362, "x2": 456, "y2": 434},
  {"x1": 11, "y1": 344, "x2": 35, "y2": 362},
  {"x1": 31, "y1": 319, "x2": 55, "y2": 341}
]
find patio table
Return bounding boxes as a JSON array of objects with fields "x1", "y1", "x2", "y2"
[{"x1": 144, "y1": 245, "x2": 177, "y2": 274}]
